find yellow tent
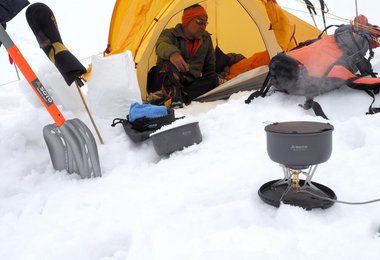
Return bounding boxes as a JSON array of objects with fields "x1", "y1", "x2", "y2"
[{"x1": 104, "y1": 0, "x2": 320, "y2": 102}]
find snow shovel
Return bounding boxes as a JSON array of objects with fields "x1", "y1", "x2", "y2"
[
  {"x1": 25, "y1": 2, "x2": 104, "y2": 144},
  {"x1": 0, "y1": 24, "x2": 101, "y2": 178}
]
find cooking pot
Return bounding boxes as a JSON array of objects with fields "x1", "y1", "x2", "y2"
[{"x1": 265, "y1": 121, "x2": 334, "y2": 168}]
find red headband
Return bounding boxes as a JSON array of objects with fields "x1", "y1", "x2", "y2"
[{"x1": 182, "y1": 6, "x2": 208, "y2": 27}]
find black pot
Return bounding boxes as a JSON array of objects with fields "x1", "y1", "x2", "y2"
[
  {"x1": 150, "y1": 122, "x2": 202, "y2": 156},
  {"x1": 265, "y1": 121, "x2": 334, "y2": 168}
]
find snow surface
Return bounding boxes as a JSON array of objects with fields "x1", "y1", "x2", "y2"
[{"x1": 1, "y1": 0, "x2": 380, "y2": 259}]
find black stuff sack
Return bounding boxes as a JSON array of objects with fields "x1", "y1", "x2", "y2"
[
  {"x1": 111, "y1": 103, "x2": 177, "y2": 143},
  {"x1": 0, "y1": 0, "x2": 30, "y2": 47},
  {"x1": 0, "y1": 0, "x2": 30, "y2": 23},
  {"x1": 25, "y1": 3, "x2": 87, "y2": 86}
]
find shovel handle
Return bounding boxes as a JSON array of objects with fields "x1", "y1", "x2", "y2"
[{"x1": 0, "y1": 24, "x2": 66, "y2": 127}]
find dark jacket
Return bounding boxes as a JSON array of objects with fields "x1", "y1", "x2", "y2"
[
  {"x1": 0, "y1": 0, "x2": 30, "y2": 23},
  {"x1": 155, "y1": 23, "x2": 215, "y2": 82}
]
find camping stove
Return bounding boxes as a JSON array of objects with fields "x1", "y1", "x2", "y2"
[{"x1": 258, "y1": 121, "x2": 337, "y2": 210}]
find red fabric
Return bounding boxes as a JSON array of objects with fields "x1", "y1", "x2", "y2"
[
  {"x1": 328, "y1": 65, "x2": 380, "y2": 85},
  {"x1": 354, "y1": 15, "x2": 380, "y2": 49},
  {"x1": 182, "y1": 6, "x2": 208, "y2": 27},
  {"x1": 327, "y1": 65, "x2": 355, "y2": 80},
  {"x1": 187, "y1": 39, "x2": 199, "y2": 59},
  {"x1": 354, "y1": 14, "x2": 368, "y2": 25},
  {"x1": 288, "y1": 36, "x2": 343, "y2": 78},
  {"x1": 8, "y1": 54, "x2": 13, "y2": 64}
]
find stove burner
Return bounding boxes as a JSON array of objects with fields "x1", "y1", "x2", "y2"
[{"x1": 258, "y1": 165, "x2": 337, "y2": 210}]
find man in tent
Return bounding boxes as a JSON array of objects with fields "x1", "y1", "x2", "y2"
[{"x1": 147, "y1": 4, "x2": 219, "y2": 108}]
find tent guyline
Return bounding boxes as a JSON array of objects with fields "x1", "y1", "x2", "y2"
[
  {"x1": 284, "y1": 0, "x2": 352, "y2": 26},
  {"x1": 283, "y1": 6, "x2": 348, "y2": 24}
]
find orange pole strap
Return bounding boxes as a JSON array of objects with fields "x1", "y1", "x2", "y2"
[{"x1": 7, "y1": 45, "x2": 66, "y2": 127}]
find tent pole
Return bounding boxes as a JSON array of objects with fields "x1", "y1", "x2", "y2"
[
  {"x1": 355, "y1": 0, "x2": 358, "y2": 18},
  {"x1": 214, "y1": 0, "x2": 218, "y2": 46},
  {"x1": 354, "y1": 0, "x2": 358, "y2": 27}
]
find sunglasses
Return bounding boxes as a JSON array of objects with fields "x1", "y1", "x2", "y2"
[{"x1": 194, "y1": 18, "x2": 208, "y2": 26}]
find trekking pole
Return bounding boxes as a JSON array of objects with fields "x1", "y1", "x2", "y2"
[
  {"x1": 354, "y1": 0, "x2": 358, "y2": 18},
  {"x1": 304, "y1": 0, "x2": 318, "y2": 29},
  {"x1": 319, "y1": 0, "x2": 328, "y2": 31},
  {"x1": 13, "y1": 63, "x2": 20, "y2": 80},
  {"x1": 74, "y1": 78, "x2": 105, "y2": 144},
  {"x1": 353, "y1": 0, "x2": 359, "y2": 28}
]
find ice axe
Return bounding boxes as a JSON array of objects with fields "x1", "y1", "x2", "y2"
[
  {"x1": 0, "y1": 24, "x2": 101, "y2": 178},
  {"x1": 25, "y1": 2, "x2": 104, "y2": 144}
]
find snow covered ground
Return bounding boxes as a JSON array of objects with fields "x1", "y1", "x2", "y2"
[{"x1": 1, "y1": 1, "x2": 380, "y2": 259}]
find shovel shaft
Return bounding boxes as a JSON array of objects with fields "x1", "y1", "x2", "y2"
[{"x1": 0, "y1": 24, "x2": 66, "y2": 127}]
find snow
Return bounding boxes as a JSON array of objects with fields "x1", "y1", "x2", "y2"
[{"x1": 1, "y1": 0, "x2": 380, "y2": 259}]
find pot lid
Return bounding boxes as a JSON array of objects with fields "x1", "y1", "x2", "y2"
[{"x1": 265, "y1": 121, "x2": 334, "y2": 134}]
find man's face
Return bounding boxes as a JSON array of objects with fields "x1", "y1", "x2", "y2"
[{"x1": 185, "y1": 16, "x2": 208, "y2": 39}]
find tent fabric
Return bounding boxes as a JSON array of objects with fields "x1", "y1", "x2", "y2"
[
  {"x1": 106, "y1": 0, "x2": 172, "y2": 57},
  {"x1": 261, "y1": 0, "x2": 297, "y2": 51},
  {"x1": 105, "y1": 0, "x2": 321, "y2": 102},
  {"x1": 225, "y1": 50, "x2": 270, "y2": 80},
  {"x1": 195, "y1": 65, "x2": 269, "y2": 102}
]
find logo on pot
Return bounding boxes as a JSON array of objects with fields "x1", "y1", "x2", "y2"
[
  {"x1": 290, "y1": 145, "x2": 308, "y2": 151},
  {"x1": 182, "y1": 130, "x2": 192, "y2": 136}
]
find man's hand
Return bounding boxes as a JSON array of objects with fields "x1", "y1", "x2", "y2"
[{"x1": 169, "y1": 52, "x2": 190, "y2": 72}]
